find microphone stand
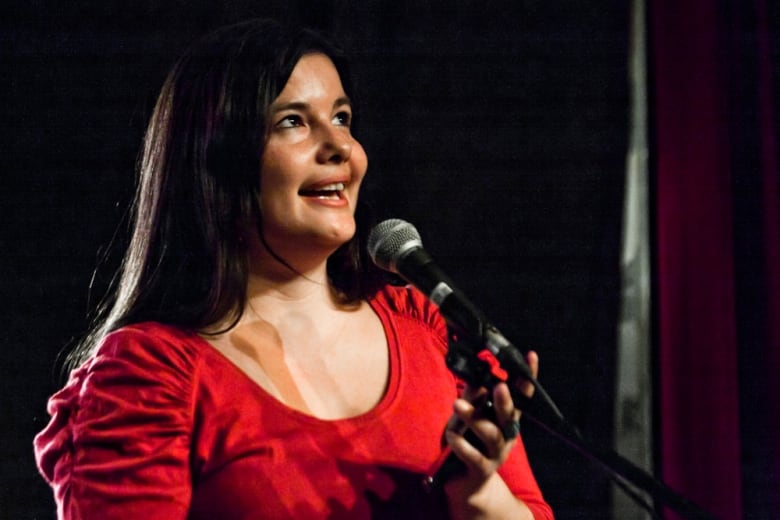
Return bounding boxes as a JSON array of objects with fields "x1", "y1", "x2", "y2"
[
  {"x1": 430, "y1": 324, "x2": 717, "y2": 520},
  {"x1": 517, "y1": 392, "x2": 714, "y2": 519}
]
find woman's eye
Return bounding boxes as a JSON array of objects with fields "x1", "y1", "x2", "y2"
[
  {"x1": 333, "y1": 111, "x2": 352, "y2": 127},
  {"x1": 276, "y1": 115, "x2": 304, "y2": 128}
]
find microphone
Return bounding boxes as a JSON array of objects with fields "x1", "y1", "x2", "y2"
[{"x1": 367, "y1": 218, "x2": 533, "y2": 382}]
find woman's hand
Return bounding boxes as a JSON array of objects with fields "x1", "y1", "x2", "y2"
[{"x1": 443, "y1": 350, "x2": 540, "y2": 519}]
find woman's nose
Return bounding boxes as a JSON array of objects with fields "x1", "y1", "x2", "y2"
[{"x1": 316, "y1": 126, "x2": 352, "y2": 164}]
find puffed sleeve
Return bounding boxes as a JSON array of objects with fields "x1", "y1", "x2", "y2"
[
  {"x1": 372, "y1": 284, "x2": 449, "y2": 348},
  {"x1": 499, "y1": 436, "x2": 555, "y2": 519},
  {"x1": 34, "y1": 324, "x2": 200, "y2": 519}
]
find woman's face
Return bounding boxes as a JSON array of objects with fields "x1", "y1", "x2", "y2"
[{"x1": 258, "y1": 53, "x2": 368, "y2": 259}]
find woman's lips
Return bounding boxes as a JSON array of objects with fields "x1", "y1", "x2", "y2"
[{"x1": 298, "y1": 181, "x2": 345, "y2": 200}]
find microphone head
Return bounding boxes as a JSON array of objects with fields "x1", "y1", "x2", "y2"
[{"x1": 367, "y1": 219, "x2": 423, "y2": 273}]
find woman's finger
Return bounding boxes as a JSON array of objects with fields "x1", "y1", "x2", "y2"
[{"x1": 516, "y1": 350, "x2": 539, "y2": 399}]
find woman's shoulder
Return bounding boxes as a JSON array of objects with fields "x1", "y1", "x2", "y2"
[
  {"x1": 104, "y1": 320, "x2": 211, "y2": 351},
  {"x1": 369, "y1": 283, "x2": 446, "y2": 334},
  {"x1": 34, "y1": 321, "x2": 205, "y2": 507},
  {"x1": 76, "y1": 321, "x2": 211, "y2": 398},
  {"x1": 101, "y1": 320, "x2": 200, "y2": 346}
]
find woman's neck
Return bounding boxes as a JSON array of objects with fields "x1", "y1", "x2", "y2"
[
  {"x1": 244, "y1": 252, "x2": 345, "y2": 322},
  {"x1": 247, "y1": 268, "x2": 331, "y2": 305},
  {"x1": 240, "y1": 231, "x2": 356, "y2": 324}
]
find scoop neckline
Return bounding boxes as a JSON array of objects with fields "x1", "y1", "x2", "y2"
[{"x1": 187, "y1": 296, "x2": 401, "y2": 428}]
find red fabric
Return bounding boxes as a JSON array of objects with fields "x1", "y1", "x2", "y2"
[
  {"x1": 650, "y1": 2, "x2": 743, "y2": 518},
  {"x1": 34, "y1": 285, "x2": 552, "y2": 519}
]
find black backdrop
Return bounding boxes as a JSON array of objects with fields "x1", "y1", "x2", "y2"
[{"x1": 2, "y1": 1, "x2": 629, "y2": 518}]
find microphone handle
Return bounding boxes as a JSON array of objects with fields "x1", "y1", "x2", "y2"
[{"x1": 423, "y1": 398, "x2": 496, "y2": 492}]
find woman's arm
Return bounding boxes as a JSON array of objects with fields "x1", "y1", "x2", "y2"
[{"x1": 34, "y1": 326, "x2": 197, "y2": 519}]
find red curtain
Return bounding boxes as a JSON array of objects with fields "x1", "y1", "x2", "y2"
[{"x1": 651, "y1": 1, "x2": 780, "y2": 518}]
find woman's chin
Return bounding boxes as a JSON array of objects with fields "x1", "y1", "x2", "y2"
[
  {"x1": 261, "y1": 221, "x2": 355, "y2": 258},
  {"x1": 313, "y1": 219, "x2": 357, "y2": 247}
]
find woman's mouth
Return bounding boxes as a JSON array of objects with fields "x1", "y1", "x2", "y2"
[{"x1": 298, "y1": 182, "x2": 345, "y2": 200}]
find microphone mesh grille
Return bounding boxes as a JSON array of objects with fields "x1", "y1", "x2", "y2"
[{"x1": 367, "y1": 219, "x2": 422, "y2": 271}]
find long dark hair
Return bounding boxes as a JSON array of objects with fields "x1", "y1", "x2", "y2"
[{"x1": 67, "y1": 19, "x2": 384, "y2": 369}]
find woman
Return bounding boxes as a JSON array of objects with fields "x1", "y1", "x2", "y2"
[{"x1": 34, "y1": 19, "x2": 553, "y2": 519}]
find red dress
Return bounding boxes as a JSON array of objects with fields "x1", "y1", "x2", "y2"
[{"x1": 34, "y1": 285, "x2": 553, "y2": 519}]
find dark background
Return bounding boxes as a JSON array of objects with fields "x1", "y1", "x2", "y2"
[{"x1": 2, "y1": 1, "x2": 629, "y2": 518}]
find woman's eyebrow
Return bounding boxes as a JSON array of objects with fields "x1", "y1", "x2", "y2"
[
  {"x1": 269, "y1": 101, "x2": 308, "y2": 113},
  {"x1": 270, "y1": 96, "x2": 352, "y2": 113},
  {"x1": 333, "y1": 96, "x2": 352, "y2": 109}
]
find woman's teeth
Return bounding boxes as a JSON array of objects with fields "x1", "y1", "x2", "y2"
[
  {"x1": 300, "y1": 182, "x2": 345, "y2": 199},
  {"x1": 319, "y1": 182, "x2": 345, "y2": 192}
]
